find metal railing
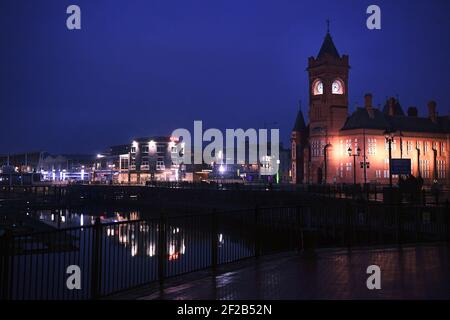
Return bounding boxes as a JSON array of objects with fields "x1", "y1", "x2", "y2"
[
  {"x1": 1, "y1": 202, "x2": 449, "y2": 300},
  {"x1": 2, "y1": 183, "x2": 450, "y2": 209}
]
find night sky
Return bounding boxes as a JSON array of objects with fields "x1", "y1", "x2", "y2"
[{"x1": 1, "y1": 0, "x2": 449, "y2": 155}]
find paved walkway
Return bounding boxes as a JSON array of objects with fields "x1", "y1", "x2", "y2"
[{"x1": 109, "y1": 244, "x2": 450, "y2": 300}]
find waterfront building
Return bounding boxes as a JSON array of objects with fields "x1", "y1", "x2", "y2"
[
  {"x1": 112, "y1": 136, "x2": 182, "y2": 184},
  {"x1": 292, "y1": 31, "x2": 450, "y2": 186}
]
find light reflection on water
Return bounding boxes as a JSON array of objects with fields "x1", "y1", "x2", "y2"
[
  {"x1": 104, "y1": 222, "x2": 186, "y2": 259},
  {"x1": 9, "y1": 208, "x2": 256, "y2": 299},
  {"x1": 28, "y1": 208, "x2": 188, "y2": 260},
  {"x1": 29, "y1": 209, "x2": 242, "y2": 263},
  {"x1": 34, "y1": 209, "x2": 142, "y2": 228}
]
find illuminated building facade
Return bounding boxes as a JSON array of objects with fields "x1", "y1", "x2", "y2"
[
  {"x1": 0, "y1": 152, "x2": 94, "y2": 183},
  {"x1": 115, "y1": 136, "x2": 182, "y2": 184},
  {"x1": 292, "y1": 31, "x2": 450, "y2": 186}
]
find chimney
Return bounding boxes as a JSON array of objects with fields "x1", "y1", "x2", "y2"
[
  {"x1": 428, "y1": 100, "x2": 437, "y2": 122},
  {"x1": 364, "y1": 93, "x2": 373, "y2": 109},
  {"x1": 388, "y1": 97, "x2": 396, "y2": 116},
  {"x1": 365, "y1": 93, "x2": 374, "y2": 119},
  {"x1": 407, "y1": 107, "x2": 418, "y2": 117}
]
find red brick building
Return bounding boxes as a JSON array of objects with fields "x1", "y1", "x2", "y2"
[{"x1": 292, "y1": 31, "x2": 450, "y2": 186}]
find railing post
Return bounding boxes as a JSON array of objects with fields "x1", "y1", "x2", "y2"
[
  {"x1": 90, "y1": 217, "x2": 102, "y2": 300},
  {"x1": 211, "y1": 210, "x2": 218, "y2": 271},
  {"x1": 0, "y1": 230, "x2": 12, "y2": 300},
  {"x1": 396, "y1": 206, "x2": 402, "y2": 247},
  {"x1": 346, "y1": 201, "x2": 353, "y2": 251},
  {"x1": 415, "y1": 207, "x2": 420, "y2": 243},
  {"x1": 446, "y1": 203, "x2": 450, "y2": 244},
  {"x1": 158, "y1": 211, "x2": 167, "y2": 286},
  {"x1": 296, "y1": 206, "x2": 303, "y2": 253},
  {"x1": 254, "y1": 205, "x2": 260, "y2": 258}
]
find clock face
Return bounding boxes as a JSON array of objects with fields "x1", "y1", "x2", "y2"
[
  {"x1": 313, "y1": 80, "x2": 323, "y2": 95},
  {"x1": 332, "y1": 80, "x2": 344, "y2": 94},
  {"x1": 317, "y1": 82, "x2": 323, "y2": 94}
]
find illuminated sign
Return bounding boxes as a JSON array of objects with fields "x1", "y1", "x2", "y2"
[{"x1": 391, "y1": 159, "x2": 411, "y2": 175}]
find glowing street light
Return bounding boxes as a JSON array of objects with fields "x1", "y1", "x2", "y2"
[
  {"x1": 348, "y1": 146, "x2": 361, "y2": 186},
  {"x1": 384, "y1": 129, "x2": 395, "y2": 187}
]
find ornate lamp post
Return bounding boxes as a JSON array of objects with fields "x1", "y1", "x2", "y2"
[
  {"x1": 347, "y1": 146, "x2": 361, "y2": 186},
  {"x1": 384, "y1": 129, "x2": 395, "y2": 187}
]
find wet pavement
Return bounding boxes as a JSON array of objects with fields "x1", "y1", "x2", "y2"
[{"x1": 109, "y1": 244, "x2": 450, "y2": 300}]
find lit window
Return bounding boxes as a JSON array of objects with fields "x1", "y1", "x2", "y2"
[
  {"x1": 406, "y1": 141, "x2": 412, "y2": 155},
  {"x1": 156, "y1": 158, "x2": 165, "y2": 170},
  {"x1": 420, "y1": 160, "x2": 430, "y2": 178},
  {"x1": 311, "y1": 140, "x2": 324, "y2": 157},
  {"x1": 141, "y1": 157, "x2": 149, "y2": 170},
  {"x1": 438, "y1": 160, "x2": 446, "y2": 179},
  {"x1": 120, "y1": 158, "x2": 129, "y2": 170},
  {"x1": 346, "y1": 163, "x2": 352, "y2": 172},
  {"x1": 157, "y1": 144, "x2": 165, "y2": 153},
  {"x1": 368, "y1": 138, "x2": 377, "y2": 156}
]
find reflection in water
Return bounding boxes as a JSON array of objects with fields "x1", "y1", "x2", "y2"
[
  {"x1": 9, "y1": 208, "x2": 256, "y2": 299},
  {"x1": 33, "y1": 208, "x2": 141, "y2": 228},
  {"x1": 218, "y1": 233, "x2": 224, "y2": 246},
  {"x1": 27, "y1": 208, "x2": 249, "y2": 266},
  {"x1": 104, "y1": 219, "x2": 186, "y2": 260},
  {"x1": 169, "y1": 227, "x2": 185, "y2": 261}
]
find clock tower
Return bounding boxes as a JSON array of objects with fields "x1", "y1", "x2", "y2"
[
  {"x1": 304, "y1": 26, "x2": 349, "y2": 184},
  {"x1": 308, "y1": 29, "x2": 349, "y2": 137}
]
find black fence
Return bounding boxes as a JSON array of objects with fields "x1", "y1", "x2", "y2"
[
  {"x1": 2, "y1": 182, "x2": 450, "y2": 207},
  {"x1": 1, "y1": 202, "x2": 449, "y2": 300}
]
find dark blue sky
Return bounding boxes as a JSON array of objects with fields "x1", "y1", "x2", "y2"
[{"x1": 1, "y1": 0, "x2": 449, "y2": 154}]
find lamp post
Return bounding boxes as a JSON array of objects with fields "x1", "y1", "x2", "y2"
[
  {"x1": 347, "y1": 146, "x2": 361, "y2": 186},
  {"x1": 384, "y1": 130, "x2": 395, "y2": 187},
  {"x1": 323, "y1": 143, "x2": 331, "y2": 184}
]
